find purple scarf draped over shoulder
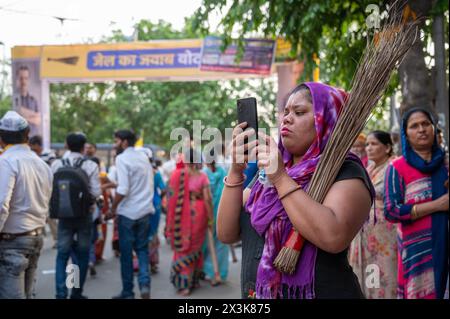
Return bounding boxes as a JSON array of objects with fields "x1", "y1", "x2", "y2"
[{"x1": 245, "y1": 82, "x2": 372, "y2": 299}]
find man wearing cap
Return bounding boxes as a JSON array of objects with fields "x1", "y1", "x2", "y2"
[{"x1": 0, "y1": 111, "x2": 53, "y2": 299}]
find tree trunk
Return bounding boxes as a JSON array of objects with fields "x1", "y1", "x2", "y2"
[
  {"x1": 432, "y1": 5, "x2": 449, "y2": 144},
  {"x1": 397, "y1": 0, "x2": 434, "y2": 117},
  {"x1": 276, "y1": 61, "x2": 304, "y2": 112}
]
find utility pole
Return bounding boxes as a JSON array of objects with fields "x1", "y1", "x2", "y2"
[
  {"x1": 0, "y1": 41, "x2": 5, "y2": 100},
  {"x1": 432, "y1": 2, "x2": 449, "y2": 145}
]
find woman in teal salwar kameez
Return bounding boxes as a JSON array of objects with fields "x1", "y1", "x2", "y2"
[{"x1": 203, "y1": 161, "x2": 229, "y2": 284}]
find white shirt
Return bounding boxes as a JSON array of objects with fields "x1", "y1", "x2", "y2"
[
  {"x1": 51, "y1": 152, "x2": 101, "y2": 200},
  {"x1": 161, "y1": 159, "x2": 175, "y2": 183},
  {"x1": 116, "y1": 147, "x2": 154, "y2": 220},
  {"x1": 62, "y1": 150, "x2": 71, "y2": 159},
  {"x1": 107, "y1": 165, "x2": 118, "y2": 183},
  {"x1": 0, "y1": 144, "x2": 53, "y2": 233},
  {"x1": 107, "y1": 165, "x2": 117, "y2": 197}
]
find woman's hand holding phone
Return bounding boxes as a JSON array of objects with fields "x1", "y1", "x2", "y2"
[
  {"x1": 252, "y1": 131, "x2": 286, "y2": 187},
  {"x1": 229, "y1": 122, "x2": 258, "y2": 181}
]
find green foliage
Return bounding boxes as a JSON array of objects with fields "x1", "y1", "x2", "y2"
[
  {"x1": 193, "y1": 0, "x2": 448, "y2": 87},
  {"x1": 50, "y1": 83, "x2": 111, "y2": 143},
  {"x1": 193, "y1": 0, "x2": 382, "y2": 90},
  {"x1": 0, "y1": 56, "x2": 11, "y2": 114},
  {"x1": 51, "y1": 79, "x2": 277, "y2": 149},
  {"x1": 50, "y1": 20, "x2": 277, "y2": 150},
  {"x1": 0, "y1": 95, "x2": 11, "y2": 116},
  {"x1": 193, "y1": 0, "x2": 448, "y2": 129}
]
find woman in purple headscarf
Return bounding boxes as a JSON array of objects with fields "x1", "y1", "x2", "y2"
[{"x1": 217, "y1": 83, "x2": 375, "y2": 299}]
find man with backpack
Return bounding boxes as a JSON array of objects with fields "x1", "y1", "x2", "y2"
[
  {"x1": 109, "y1": 130, "x2": 154, "y2": 299},
  {"x1": 0, "y1": 111, "x2": 53, "y2": 299},
  {"x1": 50, "y1": 132, "x2": 101, "y2": 299}
]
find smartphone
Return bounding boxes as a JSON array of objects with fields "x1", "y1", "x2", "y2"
[
  {"x1": 237, "y1": 97, "x2": 258, "y2": 133},
  {"x1": 237, "y1": 97, "x2": 258, "y2": 155}
]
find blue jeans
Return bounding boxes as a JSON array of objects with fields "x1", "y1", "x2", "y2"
[
  {"x1": 55, "y1": 216, "x2": 92, "y2": 299},
  {"x1": 118, "y1": 214, "x2": 151, "y2": 297},
  {"x1": 0, "y1": 235, "x2": 43, "y2": 299},
  {"x1": 89, "y1": 221, "x2": 99, "y2": 264}
]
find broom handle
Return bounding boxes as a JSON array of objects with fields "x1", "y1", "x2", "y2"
[
  {"x1": 207, "y1": 228, "x2": 222, "y2": 283},
  {"x1": 287, "y1": 229, "x2": 305, "y2": 251}
]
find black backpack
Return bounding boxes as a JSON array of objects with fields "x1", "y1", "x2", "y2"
[{"x1": 49, "y1": 157, "x2": 93, "y2": 219}]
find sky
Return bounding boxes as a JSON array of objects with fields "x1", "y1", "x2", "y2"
[{"x1": 0, "y1": 0, "x2": 208, "y2": 58}]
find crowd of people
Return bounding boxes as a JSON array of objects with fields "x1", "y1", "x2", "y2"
[
  {"x1": 0, "y1": 81, "x2": 448, "y2": 300},
  {"x1": 0, "y1": 112, "x2": 232, "y2": 299},
  {"x1": 348, "y1": 108, "x2": 449, "y2": 299}
]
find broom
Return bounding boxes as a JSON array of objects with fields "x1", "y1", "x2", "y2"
[{"x1": 273, "y1": 2, "x2": 420, "y2": 274}]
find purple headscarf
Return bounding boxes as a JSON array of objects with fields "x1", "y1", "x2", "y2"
[{"x1": 245, "y1": 82, "x2": 369, "y2": 299}]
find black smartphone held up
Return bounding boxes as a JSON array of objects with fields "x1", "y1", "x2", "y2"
[{"x1": 237, "y1": 97, "x2": 258, "y2": 155}]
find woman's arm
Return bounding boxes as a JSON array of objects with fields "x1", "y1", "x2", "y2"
[
  {"x1": 411, "y1": 195, "x2": 449, "y2": 220},
  {"x1": 216, "y1": 170, "x2": 246, "y2": 244},
  {"x1": 273, "y1": 172, "x2": 371, "y2": 254},
  {"x1": 383, "y1": 164, "x2": 448, "y2": 223},
  {"x1": 217, "y1": 123, "x2": 257, "y2": 244},
  {"x1": 255, "y1": 132, "x2": 371, "y2": 253},
  {"x1": 384, "y1": 164, "x2": 412, "y2": 223}
]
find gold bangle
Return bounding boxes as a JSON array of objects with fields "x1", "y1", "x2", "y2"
[
  {"x1": 412, "y1": 205, "x2": 418, "y2": 220},
  {"x1": 279, "y1": 185, "x2": 302, "y2": 200},
  {"x1": 223, "y1": 175, "x2": 246, "y2": 188}
]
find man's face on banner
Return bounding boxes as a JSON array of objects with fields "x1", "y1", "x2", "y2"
[{"x1": 18, "y1": 68, "x2": 29, "y2": 94}]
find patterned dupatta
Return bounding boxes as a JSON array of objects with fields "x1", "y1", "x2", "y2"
[{"x1": 165, "y1": 167, "x2": 192, "y2": 253}]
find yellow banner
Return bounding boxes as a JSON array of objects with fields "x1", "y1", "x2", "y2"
[
  {"x1": 11, "y1": 46, "x2": 41, "y2": 59},
  {"x1": 39, "y1": 40, "x2": 209, "y2": 79},
  {"x1": 12, "y1": 39, "x2": 278, "y2": 81}
]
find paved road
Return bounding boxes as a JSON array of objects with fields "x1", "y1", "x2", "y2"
[{"x1": 34, "y1": 217, "x2": 242, "y2": 299}]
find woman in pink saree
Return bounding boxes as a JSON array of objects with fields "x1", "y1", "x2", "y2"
[{"x1": 165, "y1": 149, "x2": 213, "y2": 296}]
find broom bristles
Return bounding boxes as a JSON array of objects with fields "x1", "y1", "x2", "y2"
[
  {"x1": 307, "y1": 4, "x2": 420, "y2": 203},
  {"x1": 273, "y1": 247, "x2": 299, "y2": 275},
  {"x1": 308, "y1": 8, "x2": 417, "y2": 202},
  {"x1": 274, "y1": 3, "x2": 420, "y2": 274}
]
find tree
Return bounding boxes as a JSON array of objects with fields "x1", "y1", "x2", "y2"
[
  {"x1": 0, "y1": 95, "x2": 10, "y2": 116},
  {"x1": 50, "y1": 83, "x2": 111, "y2": 143},
  {"x1": 0, "y1": 46, "x2": 10, "y2": 115},
  {"x1": 193, "y1": 0, "x2": 449, "y2": 127}
]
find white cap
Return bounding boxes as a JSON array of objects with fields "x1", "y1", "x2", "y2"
[
  {"x1": 0, "y1": 111, "x2": 29, "y2": 132},
  {"x1": 136, "y1": 146, "x2": 153, "y2": 160}
]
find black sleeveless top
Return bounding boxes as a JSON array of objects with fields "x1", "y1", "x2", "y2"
[{"x1": 239, "y1": 160, "x2": 372, "y2": 299}]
